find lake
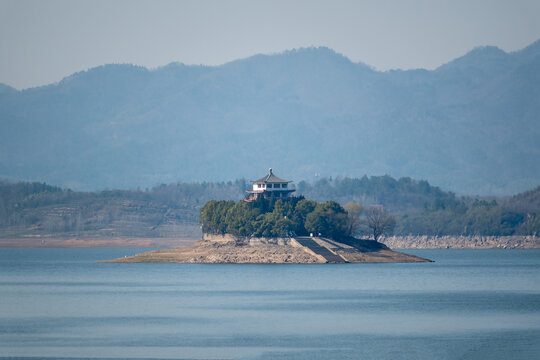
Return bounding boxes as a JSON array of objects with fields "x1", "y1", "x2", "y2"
[{"x1": 1, "y1": 248, "x2": 539, "y2": 359}]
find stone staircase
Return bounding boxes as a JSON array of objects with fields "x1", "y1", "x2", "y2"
[{"x1": 294, "y1": 237, "x2": 347, "y2": 263}]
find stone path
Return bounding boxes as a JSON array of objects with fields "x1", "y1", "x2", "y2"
[{"x1": 295, "y1": 237, "x2": 347, "y2": 263}]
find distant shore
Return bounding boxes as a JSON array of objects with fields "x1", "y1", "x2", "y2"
[
  {"x1": 0, "y1": 235, "x2": 538, "y2": 249},
  {"x1": 0, "y1": 237, "x2": 196, "y2": 248},
  {"x1": 380, "y1": 235, "x2": 539, "y2": 249}
]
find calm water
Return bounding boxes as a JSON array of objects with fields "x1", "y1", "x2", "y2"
[{"x1": 1, "y1": 248, "x2": 540, "y2": 360}]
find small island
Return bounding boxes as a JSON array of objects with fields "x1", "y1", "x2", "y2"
[{"x1": 106, "y1": 169, "x2": 430, "y2": 264}]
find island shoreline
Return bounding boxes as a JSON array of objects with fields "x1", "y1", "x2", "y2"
[{"x1": 102, "y1": 234, "x2": 432, "y2": 264}]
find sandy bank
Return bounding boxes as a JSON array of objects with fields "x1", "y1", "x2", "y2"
[{"x1": 103, "y1": 234, "x2": 431, "y2": 264}]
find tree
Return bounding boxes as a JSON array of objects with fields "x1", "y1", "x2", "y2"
[
  {"x1": 199, "y1": 200, "x2": 234, "y2": 234},
  {"x1": 304, "y1": 206, "x2": 327, "y2": 236},
  {"x1": 304, "y1": 201, "x2": 348, "y2": 239},
  {"x1": 343, "y1": 202, "x2": 363, "y2": 237},
  {"x1": 365, "y1": 207, "x2": 396, "y2": 241},
  {"x1": 292, "y1": 199, "x2": 317, "y2": 235}
]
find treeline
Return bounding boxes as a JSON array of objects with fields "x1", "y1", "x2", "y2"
[
  {"x1": 0, "y1": 180, "x2": 245, "y2": 237},
  {"x1": 298, "y1": 177, "x2": 540, "y2": 236},
  {"x1": 1, "y1": 177, "x2": 539, "y2": 238},
  {"x1": 297, "y1": 175, "x2": 453, "y2": 214},
  {"x1": 397, "y1": 194, "x2": 540, "y2": 236},
  {"x1": 199, "y1": 197, "x2": 356, "y2": 240},
  {"x1": 0, "y1": 175, "x2": 449, "y2": 225}
]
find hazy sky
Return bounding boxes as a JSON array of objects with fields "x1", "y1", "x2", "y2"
[{"x1": 1, "y1": 0, "x2": 539, "y2": 89}]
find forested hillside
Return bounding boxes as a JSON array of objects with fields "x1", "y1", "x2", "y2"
[
  {"x1": 1, "y1": 40, "x2": 539, "y2": 195},
  {"x1": 300, "y1": 177, "x2": 540, "y2": 236},
  {"x1": 1, "y1": 177, "x2": 538, "y2": 242},
  {"x1": 396, "y1": 194, "x2": 540, "y2": 236},
  {"x1": 0, "y1": 180, "x2": 245, "y2": 239},
  {"x1": 297, "y1": 175, "x2": 453, "y2": 214}
]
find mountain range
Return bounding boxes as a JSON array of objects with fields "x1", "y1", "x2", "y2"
[{"x1": 1, "y1": 39, "x2": 539, "y2": 195}]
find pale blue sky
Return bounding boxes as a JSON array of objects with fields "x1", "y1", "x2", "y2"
[{"x1": 1, "y1": 0, "x2": 539, "y2": 89}]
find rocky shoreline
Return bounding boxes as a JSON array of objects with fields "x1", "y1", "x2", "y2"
[
  {"x1": 380, "y1": 235, "x2": 539, "y2": 249},
  {"x1": 103, "y1": 234, "x2": 431, "y2": 264}
]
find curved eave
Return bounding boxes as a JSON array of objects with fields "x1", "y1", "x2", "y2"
[
  {"x1": 246, "y1": 189, "x2": 295, "y2": 194},
  {"x1": 250, "y1": 180, "x2": 293, "y2": 184}
]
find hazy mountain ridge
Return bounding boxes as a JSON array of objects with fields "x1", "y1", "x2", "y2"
[
  {"x1": 0, "y1": 41, "x2": 539, "y2": 194},
  {"x1": 0, "y1": 83, "x2": 16, "y2": 95}
]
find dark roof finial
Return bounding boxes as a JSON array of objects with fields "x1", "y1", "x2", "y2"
[{"x1": 269, "y1": 168, "x2": 272, "y2": 174}]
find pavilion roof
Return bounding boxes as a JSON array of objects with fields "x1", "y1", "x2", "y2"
[{"x1": 251, "y1": 168, "x2": 292, "y2": 183}]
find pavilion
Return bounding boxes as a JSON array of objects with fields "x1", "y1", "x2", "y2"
[{"x1": 245, "y1": 168, "x2": 295, "y2": 201}]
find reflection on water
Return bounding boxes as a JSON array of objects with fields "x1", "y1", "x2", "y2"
[{"x1": 1, "y1": 248, "x2": 539, "y2": 359}]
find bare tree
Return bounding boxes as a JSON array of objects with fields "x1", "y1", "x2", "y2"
[
  {"x1": 365, "y1": 207, "x2": 396, "y2": 241},
  {"x1": 343, "y1": 202, "x2": 363, "y2": 237}
]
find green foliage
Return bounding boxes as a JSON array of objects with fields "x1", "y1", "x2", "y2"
[
  {"x1": 0, "y1": 179, "x2": 244, "y2": 237},
  {"x1": 305, "y1": 201, "x2": 349, "y2": 239},
  {"x1": 291, "y1": 199, "x2": 317, "y2": 235},
  {"x1": 396, "y1": 195, "x2": 539, "y2": 236},
  {"x1": 1, "y1": 178, "x2": 539, "y2": 239},
  {"x1": 297, "y1": 177, "x2": 540, "y2": 237},
  {"x1": 199, "y1": 197, "x2": 352, "y2": 240},
  {"x1": 297, "y1": 175, "x2": 454, "y2": 214}
]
